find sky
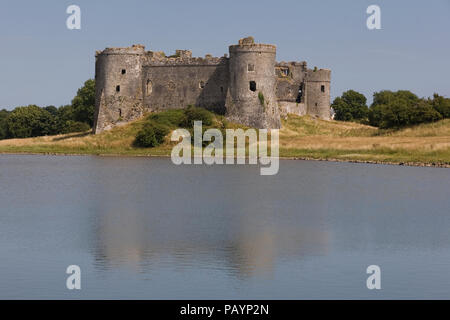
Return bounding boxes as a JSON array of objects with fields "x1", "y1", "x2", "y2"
[{"x1": 0, "y1": 0, "x2": 449, "y2": 110}]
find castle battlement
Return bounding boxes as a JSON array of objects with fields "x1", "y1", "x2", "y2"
[
  {"x1": 143, "y1": 54, "x2": 228, "y2": 66},
  {"x1": 93, "y1": 37, "x2": 331, "y2": 133}
]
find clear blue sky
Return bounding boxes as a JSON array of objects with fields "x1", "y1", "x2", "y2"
[{"x1": 1, "y1": 0, "x2": 449, "y2": 110}]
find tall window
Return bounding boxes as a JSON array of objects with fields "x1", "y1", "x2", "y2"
[{"x1": 146, "y1": 80, "x2": 152, "y2": 95}]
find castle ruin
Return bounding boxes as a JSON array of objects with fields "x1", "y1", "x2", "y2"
[{"x1": 93, "y1": 37, "x2": 331, "y2": 133}]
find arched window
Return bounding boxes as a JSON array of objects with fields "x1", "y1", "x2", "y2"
[{"x1": 146, "y1": 80, "x2": 152, "y2": 96}]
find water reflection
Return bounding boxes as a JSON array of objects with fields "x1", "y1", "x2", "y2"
[{"x1": 93, "y1": 207, "x2": 329, "y2": 278}]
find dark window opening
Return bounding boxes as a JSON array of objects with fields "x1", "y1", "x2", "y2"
[
  {"x1": 116, "y1": 85, "x2": 120, "y2": 92},
  {"x1": 220, "y1": 86, "x2": 224, "y2": 93},
  {"x1": 321, "y1": 85, "x2": 325, "y2": 92},
  {"x1": 315, "y1": 103, "x2": 318, "y2": 106},
  {"x1": 296, "y1": 84, "x2": 303, "y2": 103},
  {"x1": 247, "y1": 64, "x2": 255, "y2": 72},
  {"x1": 281, "y1": 67, "x2": 289, "y2": 76},
  {"x1": 119, "y1": 109, "x2": 122, "y2": 117},
  {"x1": 199, "y1": 81, "x2": 205, "y2": 89},
  {"x1": 121, "y1": 69, "x2": 126, "y2": 75},
  {"x1": 249, "y1": 81, "x2": 256, "y2": 92}
]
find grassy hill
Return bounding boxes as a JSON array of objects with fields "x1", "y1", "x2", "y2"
[{"x1": 1, "y1": 110, "x2": 449, "y2": 167}]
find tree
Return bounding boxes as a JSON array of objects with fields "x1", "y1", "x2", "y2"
[
  {"x1": 71, "y1": 79, "x2": 95, "y2": 126},
  {"x1": 372, "y1": 90, "x2": 419, "y2": 108},
  {"x1": 44, "y1": 105, "x2": 58, "y2": 116},
  {"x1": 0, "y1": 109, "x2": 10, "y2": 140},
  {"x1": 5, "y1": 105, "x2": 57, "y2": 138},
  {"x1": 331, "y1": 90, "x2": 368, "y2": 121},
  {"x1": 368, "y1": 90, "x2": 442, "y2": 128},
  {"x1": 430, "y1": 93, "x2": 450, "y2": 118}
]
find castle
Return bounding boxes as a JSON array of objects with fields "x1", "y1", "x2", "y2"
[{"x1": 93, "y1": 37, "x2": 331, "y2": 133}]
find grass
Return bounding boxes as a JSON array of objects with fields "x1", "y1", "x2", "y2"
[
  {"x1": 1, "y1": 110, "x2": 450, "y2": 167},
  {"x1": 278, "y1": 115, "x2": 450, "y2": 166}
]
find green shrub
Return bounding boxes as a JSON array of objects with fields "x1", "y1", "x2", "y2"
[
  {"x1": 180, "y1": 106, "x2": 213, "y2": 128},
  {"x1": 135, "y1": 122, "x2": 169, "y2": 148},
  {"x1": 258, "y1": 92, "x2": 265, "y2": 106},
  {"x1": 152, "y1": 122, "x2": 170, "y2": 143},
  {"x1": 135, "y1": 125, "x2": 157, "y2": 147}
]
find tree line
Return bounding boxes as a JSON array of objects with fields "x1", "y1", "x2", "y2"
[
  {"x1": 0, "y1": 79, "x2": 95, "y2": 140},
  {"x1": 331, "y1": 90, "x2": 450, "y2": 129}
]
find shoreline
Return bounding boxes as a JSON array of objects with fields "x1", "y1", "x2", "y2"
[{"x1": 1, "y1": 151, "x2": 449, "y2": 168}]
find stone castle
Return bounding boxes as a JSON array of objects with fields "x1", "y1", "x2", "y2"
[{"x1": 93, "y1": 37, "x2": 331, "y2": 133}]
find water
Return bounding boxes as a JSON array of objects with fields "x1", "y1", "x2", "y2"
[{"x1": 0, "y1": 154, "x2": 449, "y2": 299}]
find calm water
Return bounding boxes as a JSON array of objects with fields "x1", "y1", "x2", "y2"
[{"x1": 0, "y1": 154, "x2": 449, "y2": 299}]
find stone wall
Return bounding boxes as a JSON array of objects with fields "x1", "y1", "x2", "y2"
[
  {"x1": 278, "y1": 101, "x2": 307, "y2": 117},
  {"x1": 305, "y1": 68, "x2": 331, "y2": 119},
  {"x1": 227, "y1": 37, "x2": 281, "y2": 129},
  {"x1": 142, "y1": 58, "x2": 229, "y2": 115},
  {"x1": 94, "y1": 38, "x2": 331, "y2": 133},
  {"x1": 94, "y1": 45, "x2": 146, "y2": 133}
]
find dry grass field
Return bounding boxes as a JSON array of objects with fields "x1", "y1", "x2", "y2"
[
  {"x1": 278, "y1": 115, "x2": 450, "y2": 166},
  {"x1": 1, "y1": 113, "x2": 449, "y2": 167}
]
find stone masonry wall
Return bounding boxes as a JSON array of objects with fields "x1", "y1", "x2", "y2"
[{"x1": 94, "y1": 38, "x2": 331, "y2": 133}]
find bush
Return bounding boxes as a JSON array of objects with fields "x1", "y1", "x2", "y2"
[
  {"x1": 135, "y1": 122, "x2": 169, "y2": 148},
  {"x1": 258, "y1": 92, "x2": 265, "y2": 106},
  {"x1": 135, "y1": 125, "x2": 157, "y2": 147},
  {"x1": 152, "y1": 122, "x2": 170, "y2": 143},
  {"x1": 180, "y1": 106, "x2": 213, "y2": 128},
  {"x1": 331, "y1": 90, "x2": 368, "y2": 121}
]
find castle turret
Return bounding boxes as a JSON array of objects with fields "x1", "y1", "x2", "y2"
[
  {"x1": 305, "y1": 68, "x2": 331, "y2": 120},
  {"x1": 94, "y1": 45, "x2": 145, "y2": 133},
  {"x1": 227, "y1": 37, "x2": 281, "y2": 129}
]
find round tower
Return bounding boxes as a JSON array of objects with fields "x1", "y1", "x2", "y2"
[
  {"x1": 227, "y1": 37, "x2": 281, "y2": 129},
  {"x1": 305, "y1": 68, "x2": 331, "y2": 120},
  {"x1": 94, "y1": 45, "x2": 145, "y2": 133}
]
